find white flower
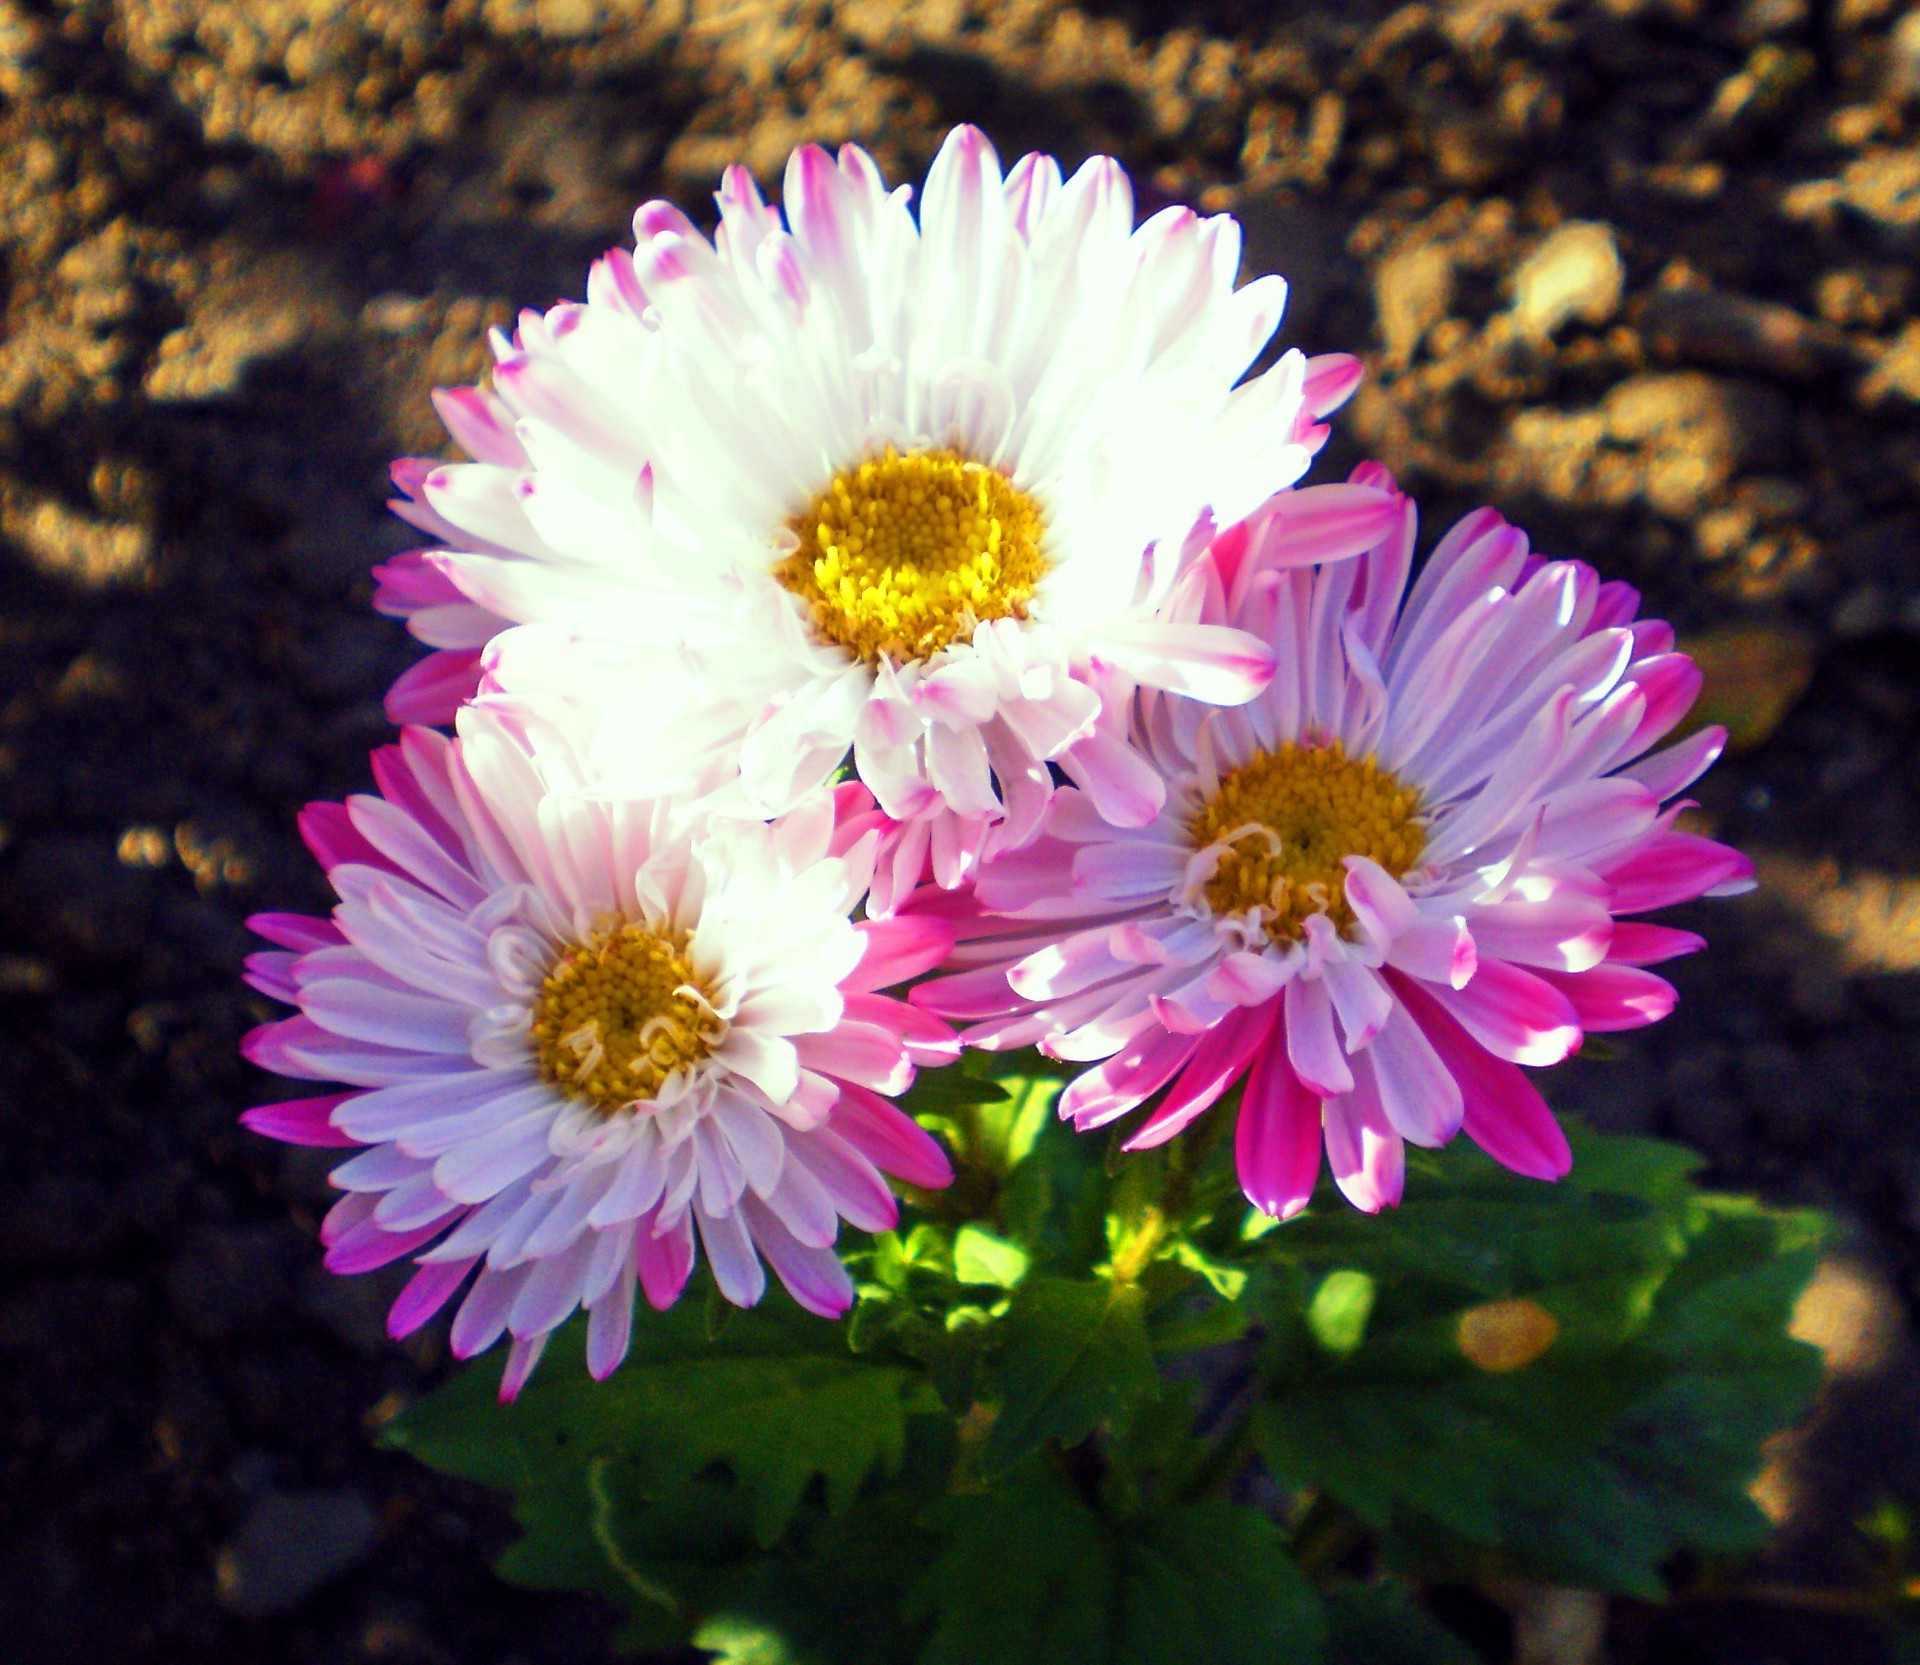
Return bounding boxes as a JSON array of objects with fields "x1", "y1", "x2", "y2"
[{"x1": 391, "y1": 126, "x2": 1382, "y2": 906}]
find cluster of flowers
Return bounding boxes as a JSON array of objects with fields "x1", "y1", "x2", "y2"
[{"x1": 242, "y1": 129, "x2": 1751, "y2": 1396}]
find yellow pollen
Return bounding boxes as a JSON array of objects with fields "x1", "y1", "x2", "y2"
[
  {"x1": 775, "y1": 446, "x2": 1048, "y2": 665},
  {"x1": 1188, "y1": 740, "x2": 1425, "y2": 944},
  {"x1": 529, "y1": 921, "x2": 721, "y2": 1114}
]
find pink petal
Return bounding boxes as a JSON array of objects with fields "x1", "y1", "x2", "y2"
[
  {"x1": 1321, "y1": 1067, "x2": 1404, "y2": 1213},
  {"x1": 1250, "y1": 482, "x2": 1406, "y2": 570},
  {"x1": 1234, "y1": 1044, "x2": 1322, "y2": 1220},
  {"x1": 498, "y1": 1333, "x2": 549, "y2": 1403},
  {"x1": 1387, "y1": 915, "x2": 1477, "y2": 988},
  {"x1": 1123, "y1": 1002, "x2": 1276, "y2": 1150},
  {"x1": 1601, "y1": 832, "x2": 1753, "y2": 914},
  {"x1": 1606, "y1": 923, "x2": 1705, "y2": 966},
  {"x1": 1285, "y1": 975, "x2": 1353, "y2": 1097},
  {"x1": 385, "y1": 648, "x2": 485, "y2": 726},
  {"x1": 1621, "y1": 726, "x2": 1725, "y2": 802},
  {"x1": 247, "y1": 912, "x2": 342, "y2": 953},
  {"x1": 1537, "y1": 964, "x2": 1677, "y2": 1031},
  {"x1": 298, "y1": 800, "x2": 395, "y2": 875},
  {"x1": 240, "y1": 1092, "x2": 357, "y2": 1148},
  {"x1": 1060, "y1": 734, "x2": 1166, "y2": 828},
  {"x1": 844, "y1": 914, "x2": 957, "y2": 993},
  {"x1": 1432, "y1": 959, "x2": 1582, "y2": 1066},
  {"x1": 1624, "y1": 654, "x2": 1704, "y2": 750},
  {"x1": 1302, "y1": 352, "x2": 1364, "y2": 417},
  {"x1": 1061, "y1": 1025, "x2": 1198, "y2": 1130},
  {"x1": 1394, "y1": 978, "x2": 1570, "y2": 1181},
  {"x1": 1088, "y1": 622, "x2": 1276, "y2": 705},
  {"x1": 742, "y1": 1195, "x2": 855, "y2": 1318},
  {"x1": 243, "y1": 950, "x2": 300, "y2": 1003},
  {"x1": 830, "y1": 1084, "x2": 955, "y2": 1190},
  {"x1": 794, "y1": 1023, "x2": 913, "y2": 1095},
  {"x1": 841, "y1": 992, "x2": 960, "y2": 1067},
  {"x1": 389, "y1": 1256, "x2": 476, "y2": 1338},
  {"x1": 637, "y1": 1215, "x2": 695, "y2": 1310},
  {"x1": 1366, "y1": 1001, "x2": 1464, "y2": 1147},
  {"x1": 326, "y1": 1213, "x2": 456, "y2": 1276}
]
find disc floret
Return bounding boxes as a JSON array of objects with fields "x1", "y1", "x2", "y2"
[
  {"x1": 1188, "y1": 739, "x2": 1424, "y2": 943},
  {"x1": 776, "y1": 446, "x2": 1048, "y2": 665},
  {"x1": 531, "y1": 920, "x2": 722, "y2": 1112}
]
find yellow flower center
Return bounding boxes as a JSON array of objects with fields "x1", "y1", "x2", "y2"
[
  {"x1": 1188, "y1": 741, "x2": 1425, "y2": 944},
  {"x1": 530, "y1": 921, "x2": 722, "y2": 1114},
  {"x1": 775, "y1": 446, "x2": 1048, "y2": 665}
]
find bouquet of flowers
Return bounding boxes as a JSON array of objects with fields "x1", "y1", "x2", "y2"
[{"x1": 238, "y1": 129, "x2": 1820, "y2": 1662}]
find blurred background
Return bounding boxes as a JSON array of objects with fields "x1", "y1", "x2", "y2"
[{"x1": 2, "y1": 0, "x2": 1920, "y2": 1660}]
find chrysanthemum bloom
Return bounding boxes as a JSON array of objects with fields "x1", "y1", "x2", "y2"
[
  {"x1": 376, "y1": 124, "x2": 1396, "y2": 904},
  {"x1": 913, "y1": 465, "x2": 1753, "y2": 1216},
  {"x1": 239, "y1": 709, "x2": 955, "y2": 1397}
]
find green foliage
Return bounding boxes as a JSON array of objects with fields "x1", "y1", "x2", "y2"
[
  {"x1": 1321, "y1": 1582, "x2": 1486, "y2": 1664},
  {"x1": 388, "y1": 1045, "x2": 1829, "y2": 1661},
  {"x1": 1252, "y1": 1128, "x2": 1827, "y2": 1597},
  {"x1": 980, "y1": 1274, "x2": 1156, "y2": 1473},
  {"x1": 388, "y1": 1295, "x2": 934, "y2": 1548},
  {"x1": 909, "y1": 1463, "x2": 1324, "y2": 1665}
]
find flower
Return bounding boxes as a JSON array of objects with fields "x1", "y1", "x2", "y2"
[
  {"x1": 239, "y1": 707, "x2": 955, "y2": 1398},
  {"x1": 913, "y1": 465, "x2": 1753, "y2": 1217},
  {"x1": 384, "y1": 124, "x2": 1393, "y2": 904}
]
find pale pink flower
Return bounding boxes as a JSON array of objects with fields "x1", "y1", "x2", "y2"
[
  {"x1": 376, "y1": 124, "x2": 1392, "y2": 897},
  {"x1": 914, "y1": 465, "x2": 1752, "y2": 1216},
  {"x1": 240, "y1": 708, "x2": 954, "y2": 1398}
]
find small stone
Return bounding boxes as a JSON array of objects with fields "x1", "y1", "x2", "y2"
[
  {"x1": 1510, "y1": 221, "x2": 1623, "y2": 338},
  {"x1": 1374, "y1": 239, "x2": 1454, "y2": 366},
  {"x1": 216, "y1": 1490, "x2": 379, "y2": 1619},
  {"x1": 1638, "y1": 288, "x2": 1854, "y2": 381},
  {"x1": 1834, "y1": 585, "x2": 1892, "y2": 638},
  {"x1": 361, "y1": 293, "x2": 430, "y2": 335},
  {"x1": 1890, "y1": 9, "x2": 1920, "y2": 100},
  {"x1": 1859, "y1": 320, "x2": 1920, "y2": 407}
]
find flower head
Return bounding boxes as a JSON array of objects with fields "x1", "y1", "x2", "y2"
[
  {"x1": 380, "y1": 125, "x2": 1390, "y2": 904},
  {"x1": 240, "y1": 707, "x2": 954, "y2": 1398},
  {"x1": 914, "y1": 465, "x2": 1752, "y2": 1217}
]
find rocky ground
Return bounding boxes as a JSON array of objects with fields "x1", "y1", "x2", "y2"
[{"x1": 3, "y1": 0, "x2": 1920, "y2": 1660}]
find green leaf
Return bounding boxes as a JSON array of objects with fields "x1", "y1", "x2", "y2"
[
  {"x1": 983, "y1": 1068, "x2": 1067, "y2": 1170},
  {"x1": 690, "y1": 1488, "x2": 942, "y2": 1665},
  {"x1": 1252, "y1": 1127, "x2": 1826, "y2": 1596},
  {"x1": 1322, "y1": 1581, "x2": 1484, "y2": 1664},
  {"x1": 983, "y1": 1274, "x2": 1157, "y2": 1471},
  {"x1": 910, "y1": 1463, "x2": 1324, "y2": 1665},
  {"x1": 387, "y1": 1305, "x2": 936, "y2": 1559},
  {"x1": 953, "y1": 1224, "x2": 1031, "y2": 1289}
]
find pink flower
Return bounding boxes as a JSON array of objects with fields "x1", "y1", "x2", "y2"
[
  {"x1": 240, "y1": 706, "x2": 954, "y2": 1399},
  {"x1": 913, "y1": 465, "x2": 1751, "y2": 1217},
  {"x1": 375, "y1": 125, "x2": 1386, "y2": 896}
]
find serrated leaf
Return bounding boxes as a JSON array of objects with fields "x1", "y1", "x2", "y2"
[
  {"x1": 389, "y1": 1298, "x2": 938, "y2": 1565},
  {"x1": 983, "y1": 1274, "x2": 1156, "y2": 1471},
  {"x1": 910, "y1": 1464, "x2": 1323, "y2": 1665},
  {"x1": 1253, "y1": 1128, "x2": 1826, "y2": 1595},
  {"x1": 691, "y1": 1489, "x2": 942, "y2": 1665}
]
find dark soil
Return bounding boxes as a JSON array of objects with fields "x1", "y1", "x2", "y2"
[{"x1": 3, "y1": 1, "x2": 1920, "y2": 1660}]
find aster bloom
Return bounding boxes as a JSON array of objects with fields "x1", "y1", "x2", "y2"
[
  {"x1": 913, "y1": 465, "x2": 1753, "y2": 1217},
  {"x1": 239, "y1": 709, "x2": 955, "y2": 1398},
  {"x1": 381, "y1": 123, "x2": 1396, "y2": 903}
]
